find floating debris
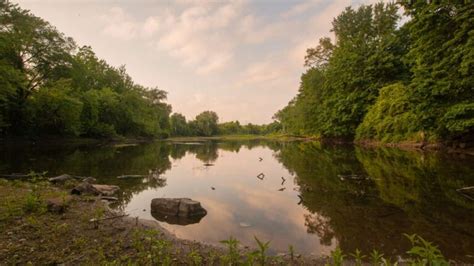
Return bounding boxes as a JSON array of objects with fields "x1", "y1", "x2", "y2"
[
  {"x1": 203, "y1": 163, "x2": 214, "y2": 167},
  {"x1": 281, "y1": 176, "x2": 286, "y2": 185},
  {"x1": 211, "y1": 187, "x2": 215, "y2": 190},
  {"x1": 278, "y1": 187, "x2": 286, "y2": 191},
  {"x1": 297, "y1": 195, "x2": 303, "y2": 205},
  {"x1": 258, "y1": 157, "x2": 263, "y2": 162},
  {"x1": 239, "y1": 222, "x2": 251, "y2": 228},
  {"x1": 257, "y1": 173, "x2": 265, "y2": 180}
]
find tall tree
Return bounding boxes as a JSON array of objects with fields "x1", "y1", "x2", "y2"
[{"x1": 194, "y1": 111, "x2": 219, "y2": 136}]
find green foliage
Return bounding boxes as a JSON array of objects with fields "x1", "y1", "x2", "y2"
[
  {"x1": 350, "y1": 249, "x2": 366, "y2": 266},
  {"x1": 328, "y1": 247, "x2": 345, "y2": 266},
  {"x1": 220, "y1": 236, "x2": 241, "y2": 265},
  {"x1": 27, "y1": 80, "x2": 83, "y2": 136},
  {"x1": 253, "y1": 236, "x2": 270, "y2": 265},
  {"x1": 22, "y1": 191, "x2": 45, "y2": 214},
  {"x1": 355, "y1": 83, "x2": 422, "y2": 142},
  {"x1": 187, "y1": 249, "x2": 202, "y2": 266},
  {"x1": 0, "y1": 2, "x2": 171, "y2": 138},
  {"x1": 369, "y1": 250, "x2": 383, "y2": 265},
  {"x1": 442, "y1": 103, "x2": 474, "y2": 136},
  {"x1": 276, "y1": 3, "x2": 405, "y2": 139},
  {"x1": 194, "y1": 111, "x2": 219, "y2": 136},
  {"x1": 276, "y1": 1, "x2": 474, "y2": 143},
  {"x1": 404, "y1": 234, "x2": 447, "y2": 265},
  {"x1": 170, "y1": 113, "x2": 189, "y2": 136}
]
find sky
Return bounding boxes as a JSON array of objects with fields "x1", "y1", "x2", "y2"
[{"x1": 14, "y1": 0, "x2": 381, "y2": 124}]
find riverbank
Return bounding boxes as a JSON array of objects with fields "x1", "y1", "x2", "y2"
[
  {"x1": 166, "y1": 134, "x2": 316, "y2": 142},
  {"x1": 0, "y1": 178, "x2": 322, "y2": 265}
]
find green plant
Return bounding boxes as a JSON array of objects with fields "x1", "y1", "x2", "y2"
[
  {"x1": 381, "y1": 257, "x2": 398, "y2": 266},
  {"x1": 350, "y1": 249, "x2": 366, "y2": 266},
  {"x1": 244, "y1": 251, "x2": 258, "y2": 266},
  {"x1": 187, "y1": 249, "x2": 202, "y2": 265},
  {"x1": 289, "y1": 244, "x2": 296, "y2": 261},
  {"x1": 329, "y1": 247, "x2": 345, "y2": 266},
  {"x1": 370, "y1": 250, "x2": 383, "y2": 265},
  {"x1": 220, "y1": 236, "x2": 241, "y2": 265},
  {"x1": 23, "y1": 191, "x2": 45, "y2": 213},
  {"x1": 404, "y1": 234, "x2": 448, "y2": 265},
  {"x1": 28, "y1": 170, "x2": 48, "y2": 183},
  {"x1": 254, "y1": 236, "x2": 271, "y2": 265}
]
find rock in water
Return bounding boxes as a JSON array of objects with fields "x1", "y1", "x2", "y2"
[
  {"x1": 150, "y1": 198, "x2": 207, "y2": 225},
  {"x1": 92, "y1": 184, "x2": 120, "y2": 196},
  {"x1": 71, "y1": 182, "x2": 119, "y2": 196}
]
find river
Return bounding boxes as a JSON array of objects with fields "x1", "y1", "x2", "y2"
[{"x1": 1, "y1": 139, "x2": 473, "y2": 262}]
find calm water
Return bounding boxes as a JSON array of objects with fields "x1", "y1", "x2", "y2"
[{"x1": 1, "y1": 140, "x2": 474, "y2": 261}]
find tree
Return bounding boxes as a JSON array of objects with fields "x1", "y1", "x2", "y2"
[
  {"x1": 0, "y1": 1, "x2": 172, "y2": 138},
  {"x1": 276, "y1": 3, "x2": 407, "y2": 139},
  {"x1": 194, "y1": 111, "x2": 219, "y2": 136},
  {"x1": 170, "y1": 113, "x2": 189, "y2": 136}
]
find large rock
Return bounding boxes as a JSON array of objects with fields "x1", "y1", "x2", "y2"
[
  {"x1": 71, "y1": 182, "x2": 119, "y2": 196},
  {"x1": 151, "y1": 198, "x2": 207, "y2": 225}
]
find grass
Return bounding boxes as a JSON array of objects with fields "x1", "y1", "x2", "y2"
[{"x1": 0, "y1": 179, "x2": 458, "y2": 265}]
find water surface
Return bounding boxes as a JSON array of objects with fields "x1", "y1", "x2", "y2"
[{"x1": 1, "y1": 140, "x2": 473, "y2": 261}]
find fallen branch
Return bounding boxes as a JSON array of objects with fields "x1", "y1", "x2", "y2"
[
  {"x1": 456, "y1": 187, "x2": 474, "y2": 201},
  {"x1": 0, "y1": 173, "x2": 31, "y2": 179}
]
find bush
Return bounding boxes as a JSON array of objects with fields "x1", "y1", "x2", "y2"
[{"x1": 356, "y1": 83, "x2": 424, "y2": 142}]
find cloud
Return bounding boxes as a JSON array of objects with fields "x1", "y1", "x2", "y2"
[
  {"x1": 101, "y1": 7, "x2": 138, "y2": 40},
  {"x1": 100, "y1": 1, "x2": 291, "y2": 75},
  {"x1": 281, "y1": 0, "x2": 323, "y2": 18}
]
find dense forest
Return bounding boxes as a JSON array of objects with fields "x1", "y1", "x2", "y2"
[
  {"x1": 275, "y1": 2, "x2": 473, "y2": 144},
  {"x1": 0, "y1": 2, "x2": 278, "y2": 139}
]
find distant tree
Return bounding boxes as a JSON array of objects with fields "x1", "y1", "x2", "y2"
[
  {"x1": 170, "y1": 113, "x2": 189, "y2": 136},
  {"x1": 194, "y1": 111, "x2": 219, "y2": 136}
]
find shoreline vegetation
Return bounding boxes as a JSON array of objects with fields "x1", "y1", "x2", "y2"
[
  {"x1": 0, "y1": 176, "x2": 457, "y2": 265},
  {"x1": 1, "y1": 1, "x2": 472, "y2": 148},
  {"x1": 2, "y1": 133, "x2": 474, "y2": 157}
]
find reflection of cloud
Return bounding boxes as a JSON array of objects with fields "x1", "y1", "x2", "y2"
[{"x1": 124, "y1": 141, "x2": 336, "y2": 254}]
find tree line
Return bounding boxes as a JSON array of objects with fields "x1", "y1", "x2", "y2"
[
  {"x1": 274, "y1": 2, "x2": 473, "y2": 144},
  {"x1": 0, "y1": 1, "x2": 279, "y2": 139},
  {"x1": 170, "y1": 111, "x2": 281, "y2": 137}
]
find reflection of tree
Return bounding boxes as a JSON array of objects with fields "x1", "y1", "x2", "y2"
[
  {"x1": 304, "y1": 213, "x2": 334, "y2": 246},
  {"x1": 275, "y1": 142, "x2": 474, "y2": 262}
]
